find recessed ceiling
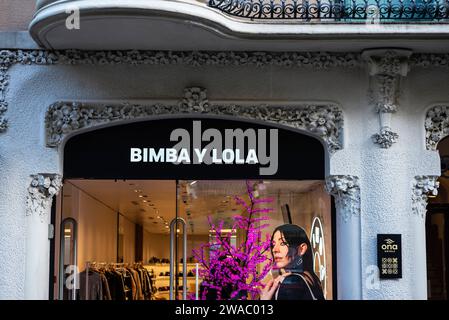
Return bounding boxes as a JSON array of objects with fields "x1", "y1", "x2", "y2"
[{"x1": 67, "y1": 179, "x2": 175, "y2": 234}]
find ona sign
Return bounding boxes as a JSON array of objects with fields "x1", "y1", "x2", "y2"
[
  {"x1": 381, "y1": 243, "x2": 398, "y2": 251},
  {"x1": 377, "y1": 234, "x2": 402, "y2": 279}
]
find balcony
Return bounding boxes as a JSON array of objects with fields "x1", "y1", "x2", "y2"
[
  {"x1": 29, "y1": 0, "x2": 449, "y2": 51},
  {"x1": 208, "y1": 0, "x2": 449, "y2": 21}
]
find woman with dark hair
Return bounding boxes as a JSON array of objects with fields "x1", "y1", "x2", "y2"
[{"x1": 260, "y1": 224, "x2": 325, "y2": 300}]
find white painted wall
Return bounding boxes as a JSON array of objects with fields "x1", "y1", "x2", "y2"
[
  {"x1": 0, "y1": 58, "x2": 447, "y2": 299},
  {"x1": 60, "y1": 185, "x2": 117, "y2": 271},
  {"x1": 143, "y1": 231, "x2": 208, "y2": 264},
  {"x1": 119, "y1": 215, "x2": 135, "y2": 264},
  {"x1": 143, "y1": 231, "x2": 170, "y2": 262},
  {"x1": 75, "y1": 190, "x2": 117, "y2": 270}
]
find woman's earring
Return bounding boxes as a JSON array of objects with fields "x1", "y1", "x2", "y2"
[{"x1": 296, "y1": 255, "x2": 303, "y2": 266}]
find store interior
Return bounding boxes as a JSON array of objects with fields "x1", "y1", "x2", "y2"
[{"x1": 54, "y1": 179, "x2": 333, "y2": 300}]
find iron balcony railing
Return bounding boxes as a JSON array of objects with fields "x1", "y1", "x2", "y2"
[{"x1": 208, "y1": 0, "x2": 449, "y2": 20}]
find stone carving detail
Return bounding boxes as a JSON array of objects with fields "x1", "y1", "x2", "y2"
[
  {"x1": 410, "y1": 53, "x2": 449, "y2": 68},
  {"x1": 26, "y1": 174, "x2": 62, "y2": 221},
  {"x1": 371, "y1": 129, "x2": 399, "y2": 149},
  {"x1": 0, "y1": 49, "x2": 362, "y2": 68},
  {"x1": 179, "y1": 87, "x2": 209, "y2": 111},
  {"x1": 6, "y1": 49, "x2": 444, "y2": 141},
  {"x1": 2, "y1": 48, "x2": 447, "y2": 142},
  {"x1": 412, "y1": 176, "x2": 439, "y2": 218},
  {"x1": 45, "y1": 87, "x2": 344, "y2": 154},
  {"x1": 0, "y1": 50, "x2": 14, "y2": 132},
  {"x1": 363, "y1": 49, "x2": 412, "y2": 148},
  {"x1": 325, "y1": 175, "x2": 360, "y2": 222},
  {"x1": 425, "y1": 105, "x2": 449, "y2": 150},
  {"x1": 373, "y1": 74, "x2": 399, "y2": 114}
]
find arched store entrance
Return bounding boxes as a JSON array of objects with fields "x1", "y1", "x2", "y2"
[{"x1": 52, "y1": 116, "x2": 336, "y2": 300}]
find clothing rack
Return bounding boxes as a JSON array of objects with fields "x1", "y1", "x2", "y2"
[
  {"x1": 84, "y1": 261, "x2": 107, "y2": 300},
  {"x1": 81, "y1": 261, "x2": 154, "y2": 301}
]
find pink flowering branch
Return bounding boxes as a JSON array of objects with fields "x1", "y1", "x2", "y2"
[{"x1": 192, "y1": 180, "x2": 274, "y2": 300}]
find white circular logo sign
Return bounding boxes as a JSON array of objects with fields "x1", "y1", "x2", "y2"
[{"x1": 310, "y1": 216, "x2": 326, "y2": 298}]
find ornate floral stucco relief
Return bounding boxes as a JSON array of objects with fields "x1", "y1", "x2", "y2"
[
  {"x1": 45, "y1": 87, "x2": 345, "y2": 154},
  {"x1": 325, "y1": 175, "x2": 361, "y2": 222},
  {"x1": 26, "y1": 174, "x2": 62, "y2": 221}
]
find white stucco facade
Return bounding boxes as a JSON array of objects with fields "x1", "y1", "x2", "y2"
[{"x1": 0, "y1": 47, "x2": 446, "y2": 299}]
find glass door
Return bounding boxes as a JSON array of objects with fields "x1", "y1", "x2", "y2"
[
  {"x1": 176, "y1": 180, "x2": 245, "y2": 300},
  {"x1": 59, "y1": 217, "x2": 78, "y2": 300}
]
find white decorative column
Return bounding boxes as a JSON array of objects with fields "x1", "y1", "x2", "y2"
[
  {"x1": 411, "y1": 176, "x2": 439, "y2": 299},
  {"x1": 326, "y1": 175, "x2": 362, "y2": 300},
  {"x1": 25, "y1": 174, "x2": 62, "y2": 300}
]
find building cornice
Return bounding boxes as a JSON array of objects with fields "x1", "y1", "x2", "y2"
[
  {"x1": 0, "y1": 49, "x2": 359, "y2": 135},
  {"x1": 2, "y1": 49, "x2": 449, "y2": 148},
  {"x1": 362, "y1": 49, "x2": 412, "y2": 149}
]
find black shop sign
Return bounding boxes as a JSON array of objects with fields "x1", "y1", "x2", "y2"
[{"x1": 63, "y1": 117, "x2": 325, "y2": 180}]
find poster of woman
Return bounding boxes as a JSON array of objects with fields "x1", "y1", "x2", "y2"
[{"x1": 261, "y1": 224, "x2": 325, "y2": 300}]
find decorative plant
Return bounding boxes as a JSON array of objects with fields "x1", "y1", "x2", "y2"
[{"x1": 192, "y1": 181, "x2": 273, "y2": 300}]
